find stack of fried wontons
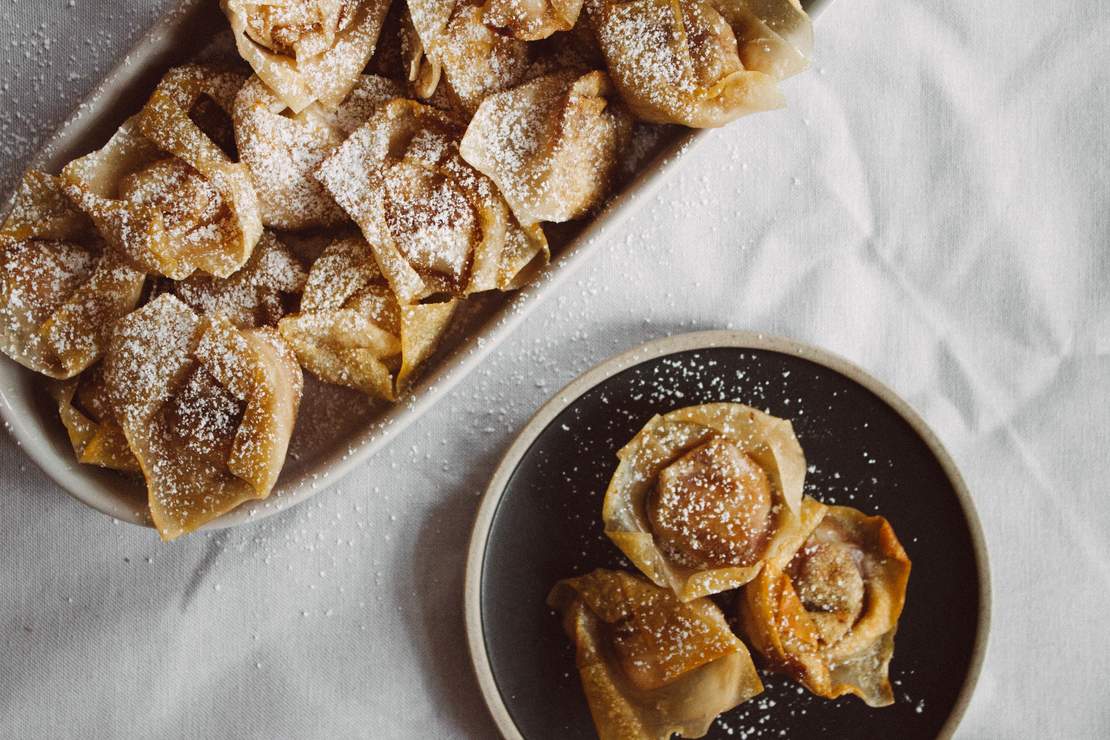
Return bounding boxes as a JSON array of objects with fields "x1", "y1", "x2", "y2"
[
  {"x1": 0, "y1": 0, "x2": 813, "y2": 539},
  {"x1": 550, "y1": 403, "x2": 911, "y2": 739}
]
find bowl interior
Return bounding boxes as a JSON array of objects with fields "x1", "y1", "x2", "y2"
[{"x1": 476, "y1": 341, "x2": 988, "y2": 739}]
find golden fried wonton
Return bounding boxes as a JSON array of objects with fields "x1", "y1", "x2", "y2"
[
  {"x1": 739, "y1": 503, "x2": 911, "y2": 707},
  {"x1": 222, "y1": 0, "x2": 392, "y2": 113},
  {"x1": 587, "y1": 0, "x2": 811, "y2": 127},
  {"x1": 62, "y1": 65, "x2": 262, "y2": 280},
  {"x1": 548, "y1": 568, "x2": 763, "y2": 740},
  {"x1": 603, "y1": 402, "x2": 817, "y2": 601},
  {"x1": 709, "y1": 0, "x2": 814, "y2": 81},
  {"x1": 102, "y1": 294, "x2": 302, "y2": 540},
  {"x1": 315, "y1": 98, "x2": 548, "y2": 304},
  {"x1": 233, "y1": 73, "x2": 404, "y2": 230},
  {"x1": 0, "y1": 171, "x2": 145, "y2": 379},
  {"x1": 278, "y1": 236, "x2": 457, "y2": 400},
  {"x1": 460, "y1": 69, "x2": 631, "y2": 226}
]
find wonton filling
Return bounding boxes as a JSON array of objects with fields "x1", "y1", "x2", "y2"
[{"x1": 649, "y1": 437, "x2": 774, "y2": 569}]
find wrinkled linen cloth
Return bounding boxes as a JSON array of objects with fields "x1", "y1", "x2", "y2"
[{"x1": 1, "y1": 0, "x2": 1108, "y2": 738}]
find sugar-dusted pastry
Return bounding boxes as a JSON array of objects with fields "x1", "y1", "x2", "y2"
[
  {"x1": 233, "y1": 73, "x2": 404, "y2": 230},
  {"x1": 50, "y1": 364, "x2": 140, "y2": 473},
  {"x1": 405, "y1": 1, "x2": 531, "y2": 112},
  {"x1": 461, "y1": 70, "x2": 631, "y2": 226},
  {"x1": 482, "y1": 0, "x2": 584, "y2": 40},
  {"x1": 548, "y1": 569, "x2": 763, "y2": 740},
  {"x1": 222, "y1": 0, "x2": 392, "y2": 113},
  {"x1": 0, "y1": 171, "x2": 145, "y2": 379},
  {"x1": 102, "y1": 294, "x2": 303, "y2": 540},
  {"x1": 738, "y1": 504, "x2": 911, "y2": 707},
  {"x1": 62, "y1": 65, "x2": 262, "y2": 280},
  {"x1": 709, "y1": 0, "x2": 814, "y2": 81},
  {"x1": 173, "y1": 231, "x2": 307, "y2": 328},
  {"x1": 278, "y1": 236, "x2": 456, "y2": 399},
  {"x1": 603, "y1": 402, "x2": 817, "y2": 601},
  {"x1": 587, "y1": 0, "x2": 811, "y2": 127},
  {"x1": 315, "y1": 98, "x2": 548, "y2": 304}
]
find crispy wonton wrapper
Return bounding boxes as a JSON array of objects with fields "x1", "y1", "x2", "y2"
[
  {"x1": 738, "y1": 503, "x2": 912, "y2": 707},
  {"x1": 483, "y1": 0, "x2": 585, "y2": 40},
  {"x1": 222, "y1": 0, "x2": 392, "y2": 113},
  {"x1": 460, "y1": 69, "x2": 632, "y2": 226},
  {"x1": 405, "y1": 1, "x2": 531, "y2": 112},
  {"x1": 316, "y1": 98, "x2": 548, "y2": 304},
  {"x1": 173, "y1": 231, "x2": 307, "y2": 328},
  {"x1": 49, "y1": 364, "x2": 140, "y2": 473},
  {"x1": 103, "y1": 294, "x2": 302, "y2": 540},
  {"x1": 588, "y1": 0, "x2": 811, "y2": 127},
  {"x1": 548, "y1": 569, "x2": 763, "y2": 740},
  {"x1": 278, "y1": 236, "x2": 457, "y2": 400},
  {"x1": 62, "y1": 65, "x2": 262, "y2": 280},
  {"x1": 603, "y1": 402, "x2": 815, "y2": 601},
  {"x1": 710, "y1": 0, "x2": 814, "y2": 81},
  {"x1": 233, "y1": 73, "x2": 404, "y2": 230},
  {"x1": 0, "y1": 171, "x2": 145, "y2": 379}
]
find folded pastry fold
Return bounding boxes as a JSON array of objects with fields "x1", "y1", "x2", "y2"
[
  {"x1": 482, "y1": 0, "x2": 585, "y2": 40},
  {"x1": 588, "y1": 0, "x2": 812, "y2": 127},
  {"x1": 102, "y1": 294, "x2": 303, "y2": 540},
  {"x1": 0, "y1": 171, "x2": 145, "y2": 379},
  {"x1": 405, "y1": 1, "x2": 531, "y2": 112},
  {"x1": 738, "y1": 503, "x2": 911, "y2": 707},
  {"x1": 233, "y1": 73, "x2": 404, "y2": 230},
  {"x1": 603, "y1": 402, "x2": 815, "y2": 601},
  {"x1": 62, "y1": 65, "x2": 262, "y2": 280},
  {"x1": 710, "y1": 0, "x2": 814, "y2": 81},
  {"x1": 173, "y1": 231, "x2": 307, "y2": 328},
  {"x1": 222, "y1": 0, "x2": 392, "y2": 113},
  {"x1": 278, "y1": 236, "x2": 456, "y2": 400},
  {"x1": 316, "y1": 98, "x2": 548, "y2": 304},
  {"x1": 548, "y1": 569, "x2": 763, "y2": 740},
  {"x1": 460, "y1": 69, "x2": 632, "y2": 226},
  {"x1": 50, "y1": 364, "x2": 140, "y2": 473}
]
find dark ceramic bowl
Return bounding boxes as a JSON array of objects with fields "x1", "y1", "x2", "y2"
[{"x1": 466, "y1": 331, "x2": 989, "y2": 740}]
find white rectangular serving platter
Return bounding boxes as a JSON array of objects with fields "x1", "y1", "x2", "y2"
[{"x1": 0, "y1": 0, "x2": 830, "y2": 530}]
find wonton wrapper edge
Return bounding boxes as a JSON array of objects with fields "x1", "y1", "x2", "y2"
[
  {"x1": 49, "y1": 377, "x2": 140, "y2": 473},
  {"x1": 222, "y1": 0, "x2": 392, "y2": 114}
]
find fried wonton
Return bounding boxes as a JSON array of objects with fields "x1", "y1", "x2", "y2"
[
  {"x1": 173, "y1": 231, "x2": 307, "y2": 328},
  {"x1": 278, "y1": 236, "x2": 456, "y2": 399},
  {"x1": 603, "y1": 402, "x2": 816, "y2": 601},
  {"x1": 233, "y1": 73, "x2": 404, "y2": 230},
  {"x1": 222, "y1": 0, "x2": 392, "y2": 113},
  {"x1": 710, "y1": 0, "x2": 814, "y2": 81},
  {"x1": 315, "y1": 98, "x2": 548, "y2": 304},
  {"x1": 461, "y1": 70, "x2": 631, "y2": 226},
  {"x1": 62, "y1": 65, "x2": 262, "y2": 280},
  {"x1": 483, "y1": 0, "x2": 584, "y2": 40},
  {"x1": 548, "y1": 569, "x2": 763, "y2": 740},
  {"x1": 102, "y1": 294, "x2": 302, "y2": 540},
  {"x1": 738, "y1": 503, "x2": 912, "y2": 707},
  {"x1": 405, "y1": 1, "x2": 531, "y2": 112},
  {"x1": 0, "y1": 171, "x2": 145, "y2": 379},
  {"x1": 588, "y1": 0, "x2": 811, "y2": 127},
  {"x1": 50, "y1": 363, "x2": 140, "y2": 473}
]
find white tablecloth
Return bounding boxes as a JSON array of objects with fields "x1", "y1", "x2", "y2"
[{"x1": 2, "y1": 1, "x2": 1107, "y2": 737}]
